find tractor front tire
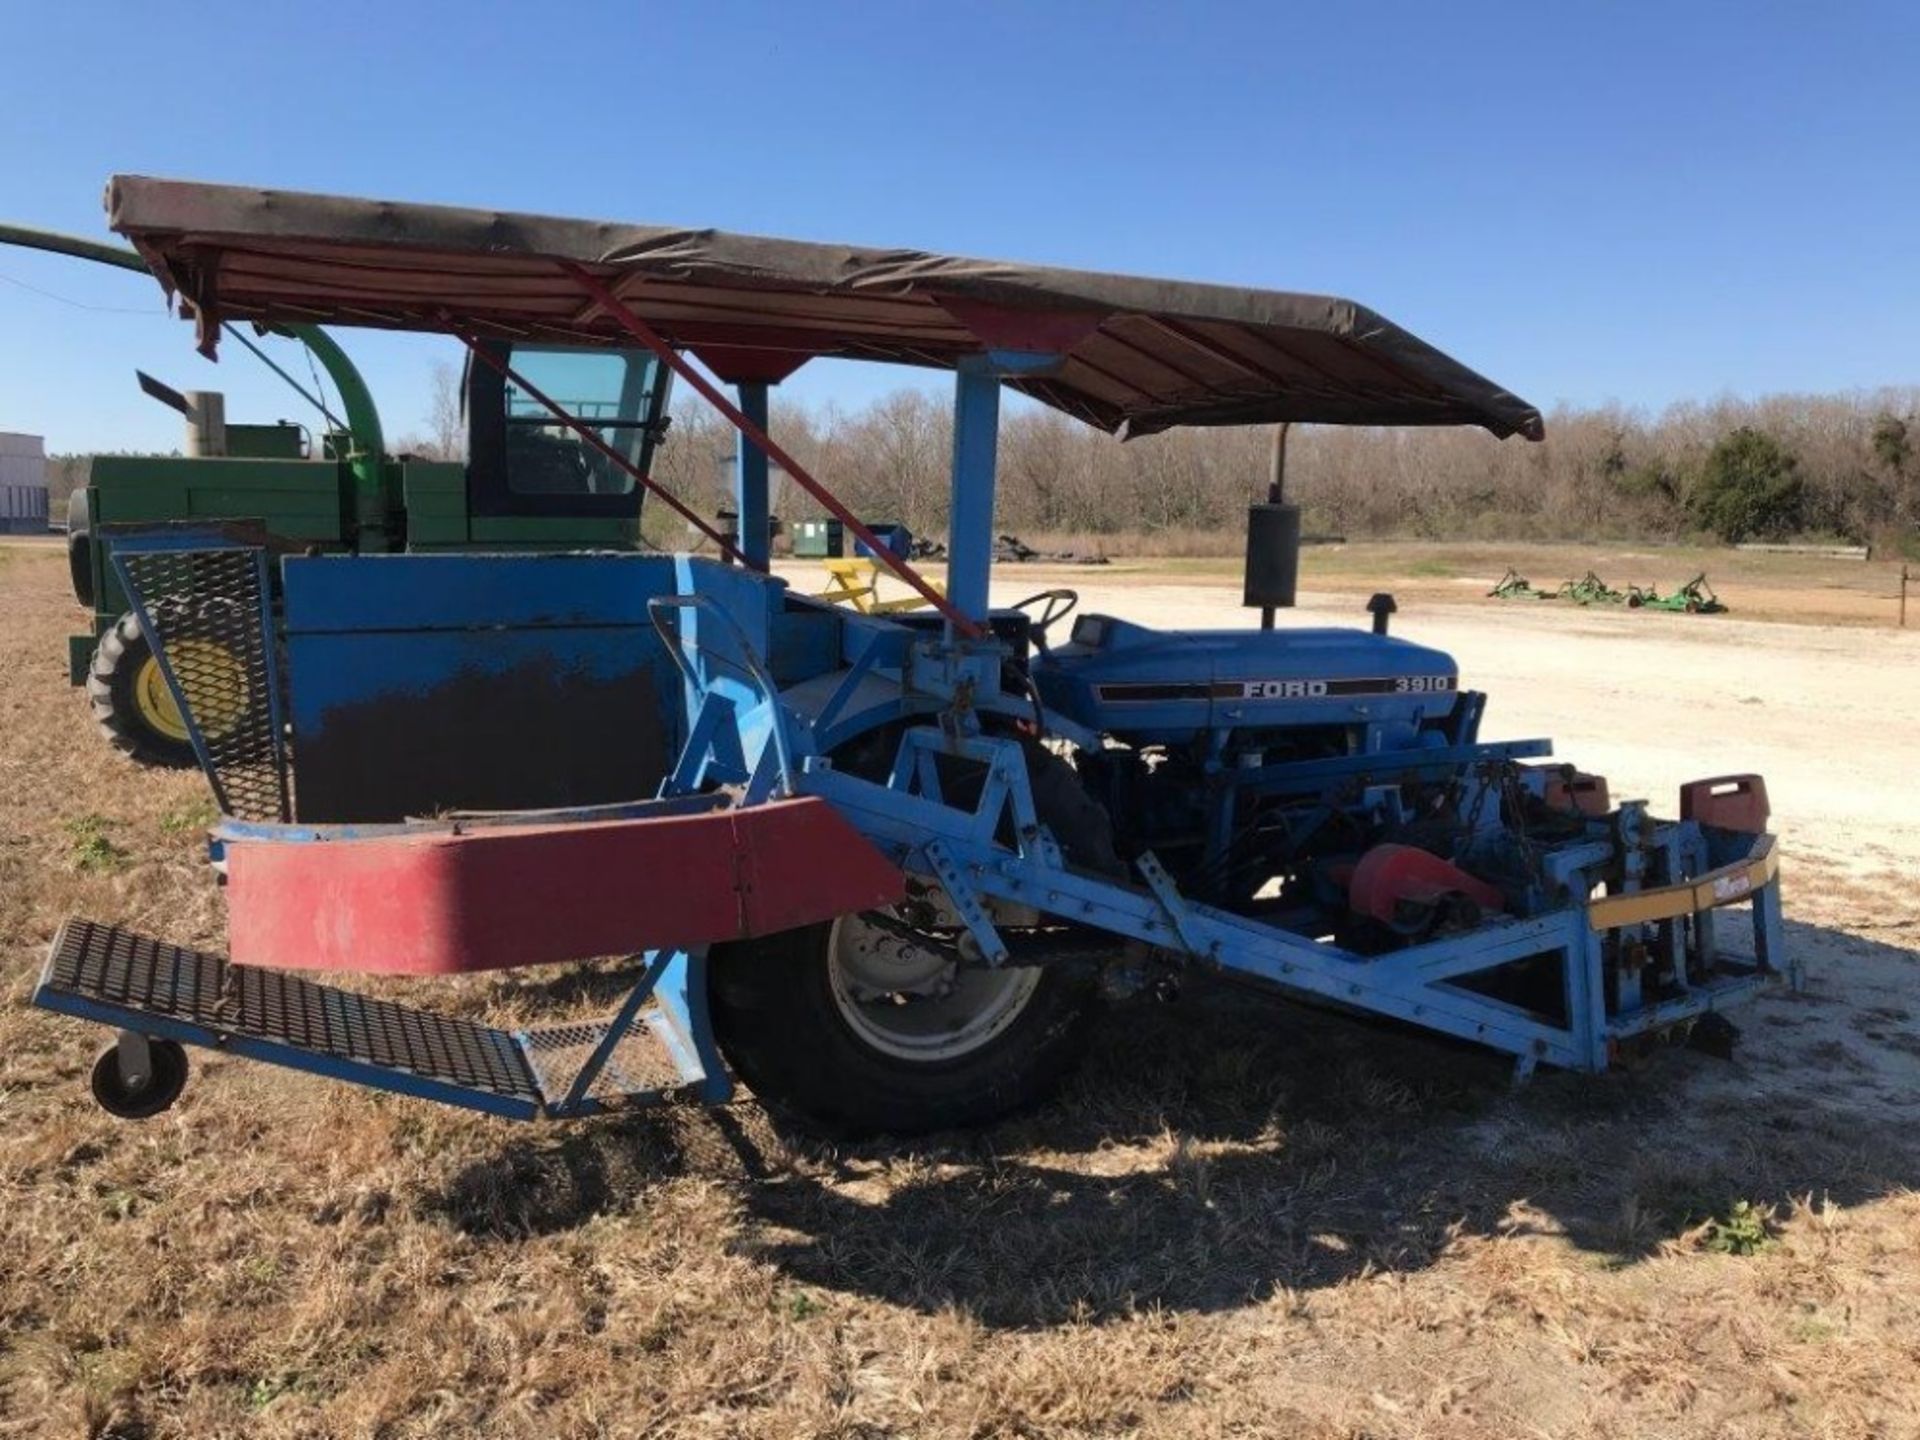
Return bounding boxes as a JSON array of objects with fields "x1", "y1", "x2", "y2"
[
  {"x1": 86, "y1": 613, "x2": 198, "y2": 768},
  {"x1": 709, "y1": 741, "x2": 1117, "y2": 1138}
]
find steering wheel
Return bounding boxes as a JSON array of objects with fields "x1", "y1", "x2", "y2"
[{"x1": 1011, "y1": 589, "x2": 1079, "y2": 653}]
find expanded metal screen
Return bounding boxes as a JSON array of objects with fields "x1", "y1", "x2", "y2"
[
  {"x1": 519, "y1": 1017, "x2": 690, "y2": 1106},
  {"x1": 115, "y1": 545, "x2": 290, "y2": 822}
]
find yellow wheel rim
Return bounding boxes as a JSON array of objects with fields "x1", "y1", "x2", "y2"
[{"x1": 133, "y1": 643, "x2": 248, "y2": 744}]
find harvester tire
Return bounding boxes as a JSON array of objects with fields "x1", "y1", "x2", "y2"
[
  {"x1": 86, "y1": 612, "x2": 199, "y2": 769},
  {"x1": 710, "y1": 741, "x2": 1117, "y2": 1137},
  {"x1": 67, "y1": 491, "x2": 94, "y2": 607}
]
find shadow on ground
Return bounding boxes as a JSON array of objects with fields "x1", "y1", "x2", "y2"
[{"x1": 428, "y1": 917, "x2": 1919, "y2": 1328}]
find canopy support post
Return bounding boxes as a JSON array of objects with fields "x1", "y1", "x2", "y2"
[
  {"x1": 734, "y1": 381, "x2": 771, "y2": 570},
  {"x1": 948, "y1": 358, "x2": 1001, "y2": 628}
]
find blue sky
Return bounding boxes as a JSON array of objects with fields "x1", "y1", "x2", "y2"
[{"x1": 1, "y1": 1, "x2": 1914, "y2": 453}]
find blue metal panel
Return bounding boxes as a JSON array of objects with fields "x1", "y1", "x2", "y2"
[
  {"x1": 280, "y1": 552, "x2": 689, "y2": 821},
  {"x1": 647, "y1": 947, "x2": 732, "y2": 1105},
  {"x1": 1031, "y1": 618, "x2": 1463, "y2": 741},
  {"x1": 280, "y1": 552, "x2": 681, "y2": 630}
]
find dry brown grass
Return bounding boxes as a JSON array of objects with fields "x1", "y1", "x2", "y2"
[{"x1": 4, "y1": 542, "x2": 1919, "y2": 1439}]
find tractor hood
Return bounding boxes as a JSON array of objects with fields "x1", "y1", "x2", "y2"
[{"x1": 1033, "y1": 615, "x2": 1460, "y2": 744}]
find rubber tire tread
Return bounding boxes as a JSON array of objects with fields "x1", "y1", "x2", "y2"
[
  {"x1": 710, "y1": 741, "x2": 1116, "y2": 1137},
  {"x1": 86, "y1": 612, "x2": 198, "y2": 769},
  {"x1": 67, "y1": 490, "x2": 93, "y2": 607}
]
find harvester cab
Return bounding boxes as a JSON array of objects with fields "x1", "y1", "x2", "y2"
[{"x1": 28, "y1": 178, "x2": 1793, "y2": 1140}]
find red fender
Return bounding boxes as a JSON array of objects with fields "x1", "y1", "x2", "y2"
[{"x1": 226, "y1": 796, "x2": 904, "y2": 975}]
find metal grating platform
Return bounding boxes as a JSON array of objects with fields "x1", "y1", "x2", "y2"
[
  {"x1": 38, "y1": 919, "x2": 541, "y2": 1112},
  {"x1": 520, "y1": 1018, "x2": 694, "y2": 1106}
]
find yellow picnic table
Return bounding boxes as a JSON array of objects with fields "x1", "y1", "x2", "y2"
[{"x1": 814, "y1": 557, "x2": 945, "y2": 614}]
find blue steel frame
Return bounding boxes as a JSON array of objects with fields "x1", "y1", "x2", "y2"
[
  {"x1": 513, "y1": 946, "x2": 732, "y2": 1117},
  {"x1": 801, "y1": 729, "x2": 1790, "y2": 1077}
]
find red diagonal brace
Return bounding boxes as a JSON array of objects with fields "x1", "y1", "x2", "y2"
[
  {"x1": 450, "y1": 326, "x2": 755, "y2": 569},
  {"x1": 560, "y1": 261, "x2": 982, "y2": 637}
]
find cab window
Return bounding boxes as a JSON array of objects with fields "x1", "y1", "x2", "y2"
[{"x1": 465, "y1": 342, "x2": 670, "y2": 518}]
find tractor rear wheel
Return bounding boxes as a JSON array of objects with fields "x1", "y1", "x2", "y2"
[
  {"x1": 710, "y1": 740, "x2": 1118, "y2": 1137},
  {"x1": 86, "y1": 612, "x2": 200, "y2": 768}
]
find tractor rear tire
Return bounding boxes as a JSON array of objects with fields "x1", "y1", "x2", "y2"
[
  {"x1": 86, "y1": 613, "x2": 199, "y2": 769},
  {"x1": 709, "y1": 740, "x2": 1118, "y2": 1137}
]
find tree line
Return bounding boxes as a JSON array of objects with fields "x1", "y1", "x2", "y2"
[
  {"x1": 46, "y1": 380, "x2": 1918, "y2": 555},
  {"x1": 650, "y1": 384, "x2": 1919, "y2": 554}
]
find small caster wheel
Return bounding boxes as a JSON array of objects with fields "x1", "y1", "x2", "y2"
[
  {"x1": 90, "y1": 1035, "x2": 189, "y2": 1120},
  {"x1": 1685, "y1": 1012, "x2": 1740, "y2": 1061}
]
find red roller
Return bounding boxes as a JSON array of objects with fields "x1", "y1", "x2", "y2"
[{"x1": 1348, "y1": 844, "x2": 1505, "y2": 935}]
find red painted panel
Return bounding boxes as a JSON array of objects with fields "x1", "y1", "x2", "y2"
[
  {"x1": 688, "y1": 345, "x2": 813, "y2": 385},
  {"x1": 1680, "y1": 774, "x2": 1770, "y2": 834},
  {"x1": 226, "y1": 798, "x2": 904, "y2": 975}
]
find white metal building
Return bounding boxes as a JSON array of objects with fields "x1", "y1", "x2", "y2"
[{"x1": 0, "y1": 432, "x2": 49, "y2": 533}]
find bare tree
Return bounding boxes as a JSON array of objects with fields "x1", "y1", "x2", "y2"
[
  {"x1": 427, "y1": 361, "x2": 465, "y2": 461},
  {"x1": 467, "y1": 365, "x2": 1920, "y2": 551}
]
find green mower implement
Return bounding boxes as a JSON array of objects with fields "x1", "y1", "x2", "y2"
[
  {"x1": 1628, "y1": 574, "x2": 1726, "y2": 614},
  {"x1": 1488, "y1": 568, "x2": 1553, "y2": 600},
  {"x1": 1556, "y1": 571, "x2": 1626, "y2": 606}
]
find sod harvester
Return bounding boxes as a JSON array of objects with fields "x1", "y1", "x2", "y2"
[
  {"x1": 35, "y1": 179, "x2": 1792, "y2": 1134},
  {"x1": 0, "y1": 224, "x2": 678, "y2": 771}
]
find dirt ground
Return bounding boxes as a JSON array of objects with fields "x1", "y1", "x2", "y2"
[
  {"x1": 4, "y1": 540, "x2": 1919, "y2": 1439},
  {"x1": 991, "y1": 540, "x2": 1913, "y2": 630}
]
